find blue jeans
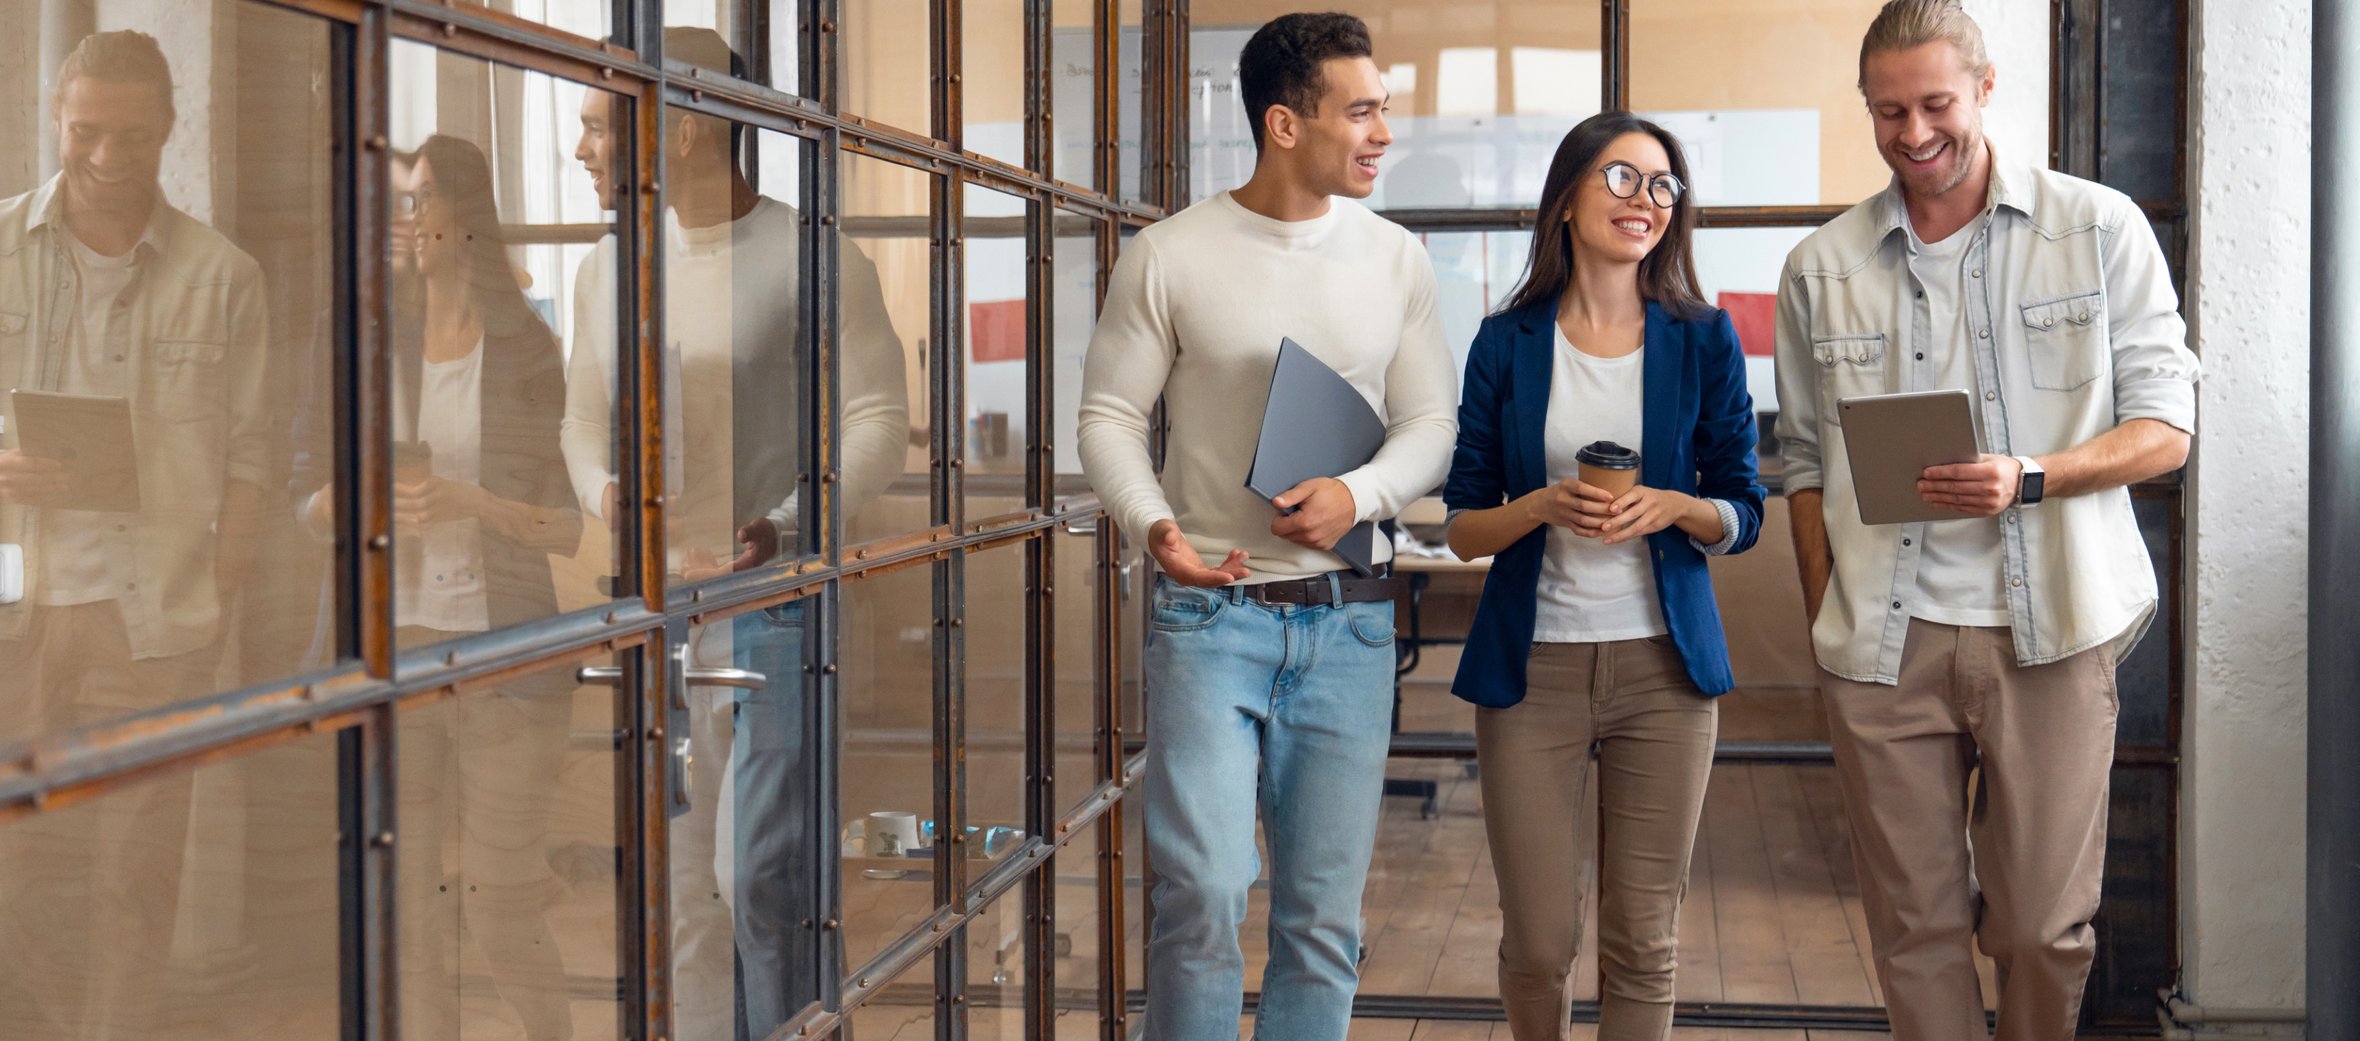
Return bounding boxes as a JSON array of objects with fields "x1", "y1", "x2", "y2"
[
  {"x1": 1142, "y1": 576, "x2": 1397, "y2": 1041},
  {"x1": 731, "y1": 602, "x2": 815, "y2": 1041}
]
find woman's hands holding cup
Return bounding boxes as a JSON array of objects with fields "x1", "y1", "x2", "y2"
[{"x1": 1525, "y1": 479, "x2": 1698, "y2": 544}]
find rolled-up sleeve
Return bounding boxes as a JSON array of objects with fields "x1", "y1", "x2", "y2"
[{"x1": 2101, "y1": 202, "x2": 2200, "y2": 432}]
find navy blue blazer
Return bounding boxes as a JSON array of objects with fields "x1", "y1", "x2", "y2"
[{"x1": 1442, "y1": 299, "x2": 1767, "y2": 706}]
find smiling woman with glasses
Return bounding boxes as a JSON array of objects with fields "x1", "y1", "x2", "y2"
[{"x1": 1437, "y1": 111, "x2": 1767, "y2": 1041}]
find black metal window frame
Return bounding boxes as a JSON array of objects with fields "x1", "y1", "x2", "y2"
[{"x1": 0, "y1": 0, "x2": 1182, "y2": 1040}]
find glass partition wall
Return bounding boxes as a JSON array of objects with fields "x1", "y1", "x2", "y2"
[{"x1": 0, "y1": 1, "x2": 1175, "y2": 1040}]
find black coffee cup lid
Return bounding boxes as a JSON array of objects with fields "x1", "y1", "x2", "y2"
[{"x1": 1576, "y1": 440, "x2": 1639, "y2": 469}]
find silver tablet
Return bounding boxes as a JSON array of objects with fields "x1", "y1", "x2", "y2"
[{"x1": 1836, "y1": 389, "x2": 1980, "y2": 525}]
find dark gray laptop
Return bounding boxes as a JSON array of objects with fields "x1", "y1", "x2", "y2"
[{"x1": 1245, "y1": 338, "x2": 1387, "y2": 576}]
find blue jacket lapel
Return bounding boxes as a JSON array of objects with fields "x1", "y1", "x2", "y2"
[
  {"x1": 1640, "y1": 302, "x2": 1681, "y2": 490},
  {"x1": 1510, "y1": 305, "x2": 1553, "y2": 494}
]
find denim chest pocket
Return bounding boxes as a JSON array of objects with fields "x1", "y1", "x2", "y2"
[
  {"x1": 1810, "y1": 333, "x2": 1888, "y2": 426},
  {"x1": 1149, "y1": 586, "x2": 1224, "y2": 632},
  {"x1": 2020, "y1": 291, "x2": 2107, "y2": 391},
  {"x1": 148, "y1": 338, "x2": 229, "y2": 423}
]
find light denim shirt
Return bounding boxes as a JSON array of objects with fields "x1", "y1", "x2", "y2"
[
  {"x1": 1773, "y1": 152, "x2": 2200, "y2": 685},
  {"x1": 0, "y1": 175, "x2": 273, "y2": 659}
]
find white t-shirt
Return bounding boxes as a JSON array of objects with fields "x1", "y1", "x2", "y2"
[
  {"x1": 395, "y1": 342, "x2": 491, "y2": 634},
  {"x1": 1532, "y1": 325, "x2": 1669, "y2": 642},
  {"x1": 37, "y1": 231, "x2": 141, "y2": 606},
  {"x1": 1076, "y1": 191, "x2": 1458, "y2": 582},
  {"x1": 1906, "y1": 212, "x2": 2010, "y2": 628}
]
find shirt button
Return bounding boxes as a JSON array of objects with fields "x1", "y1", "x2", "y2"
[
  {"x1": 2011, "y1": 577, "x2": 2023, "y2": 588},
  {"x1": 1915, "y1": 352, "x2": 1926, "y2": 361},
  {"x1": 2043, "y1": 317, "x2": 2055, "y2": 328},
  {"x1": 1985, "y1": 391, "x2": 1997, "y2": 400},
  {"x1": 1972, "y1": 268, "x2": 1983, "y2": 278},
  {"x1": 1891, "y1": 600, "x2": 1903, "y2": 610},
  {"x1": 1901, "y1": 537, "x2": 1913, "y2": 546},
  {"x1": 1978, "y1": 328, "x2": 1991, "y2": 339},
  {"x1": 2006, "y1": 513, "x2": 2018, "y2": 524},
  {"x1": 2078, "y1": 312, "x2": 2091, "y2": 322}
]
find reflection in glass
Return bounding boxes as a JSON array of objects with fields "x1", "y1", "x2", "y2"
[
  {"x1": 1050, "y1": 217, "x2": 1098, "y2": 506},
  {"x1": 964, "y1": 890, "x2": 1031, "y2": 1040},
  {"x1": 1115, "y1": 529, "x2": 1145, "y2": 745},
  {"x1": 666, "y1": 0, "x2": 807, "y2": 94},
  {"x1": 0, "y1": 13, "x2": 336, "y2": 745},
  {"x1": 1419, "y1": 230, "x2": 1531, "y2": 382},
  {"x1": 617, "y1": 89, "x2": 823, "y2": 589},
  {"x1": 373, "y1": 43, "x2": 615, "y2": 654},
  {"x1": 1119, "y1": 789, "x2": 1147, "y2": 1007},
  {"x1": 963, "y1": 183, "x2": 1031, "y2": 521},
  {"x1": 839, "y1": 563, "x2": 941, "y2": 975},
  {"x1": 398, "y1": 660, "x2": 620, "y2": 1041},
  {"x1": 1049, "y1": 0, "x2": 1101, "y2": 190},
  {"x1": 964, "y1": 0, "x2": 1028, "y2": 169},
  {"x1": 1050, "y1": 825, "x2": 1106, "y2": 1039},
  {"x1": 841, "y1": 154, "x2": 935, "y2": 544},
  {"x1": 1186, "y1": 1, "x2": 1602, "y2": 208},
  {"x1": 965, "y1": 545, "x2": 1031, "y2": 866},
  {"x1": 0, "y1": 728, "x2": 344, "y2": 1038},
  {"x1": 675, "y1": 598, "x2": 824, "y2": 1039},
  {"x1": 1051, "y1": 525, "x2": 1102, "y2": 817},
  {"x1": 843, "y1": 0, "x2": 935, "y2": 136}
]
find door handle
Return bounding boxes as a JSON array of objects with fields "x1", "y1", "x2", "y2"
[
  {"x1": 575, "y1": 666, "x2": 624, "y2": 686},
  {"x1": 683, "y1": 667, "x2": 767, "y2": 691}
]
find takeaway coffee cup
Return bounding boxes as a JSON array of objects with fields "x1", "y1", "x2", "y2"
[{"x1": 1575, "y1": 441, "x2": 1641, "y2": 497}]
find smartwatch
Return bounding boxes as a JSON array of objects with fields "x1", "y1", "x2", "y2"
[{"x1": 2013, "y1": 456, "x2": 2046, "y2": 507}]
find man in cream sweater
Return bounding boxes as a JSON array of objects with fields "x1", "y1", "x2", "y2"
[{"x1": 1077, "y1": 13, "x2": 1456, "y2": 1040}]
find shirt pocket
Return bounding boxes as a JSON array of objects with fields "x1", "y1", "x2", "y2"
[
  {"x1": 148, "y1": 338, "x2": 229, "y2": 424},
  {"x1": 2019, "y1": 290, "x2": 2107, "y2": 391},
  {"x1": 1809, "y1": 333, "x2": 1888, "y2": 426}
]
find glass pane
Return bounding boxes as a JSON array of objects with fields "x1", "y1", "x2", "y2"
[
  {"x1": 1051, "y1": 526, "x2": 1101, "y2": 817},
  {"x1": 847, "y1": 958, "x2": 939, "y2": 1039},
  {"x1": 965, "y1": 0, "x2": 1028, "y2": 169},
  {"x1": 1420, "y1": 229, "x2": 1531, "y2": 381},
  {"x1": 1118, "y1": 789, "x2": 1146, "y2": 1013},
  {"x1": 674, "y1": 597, "x2": 826, "y2": 1038},
  {"x1": 1693, "y1": 225, "x2": 1814, "y2": 418},
  {"x1": 468, "y1": 0, "x2": 610, "y2": 40},
  {"x1": 839, "y1": 563, "x2": 942, "y2": 974},
  {"x1": 1187, "y1": 1, "x2": 1603, "y2": 208},
  {"x1": 654, "y1": 113, "x2": 820, "y2": 587},
  {"x1": 665, "y1": 2, "x2": 808, "y2": 96},
  {"x1": 1050, "y1": 826, "x2": 1106, "y2": 1040},
  {"x1": 1050, "y1": 0, "x2": 1101, "y2": 191},
  {"x1": 0, "y1": 7, "x2": 338, "y2": 744},
  {"x1": 1629, "y1": 1, "x2": 1887, "y2": 206},
  {"x1": 385, "y1": 43, "x2": 621, "y2": 654},
  {"x1": 965, "y1": 545, "x2": 1033, "y2": 866},
  {"x1": 963, "y1": 183, "x2": 1032, "y2": 522},
  {"x1": 965, "y1": 890, "x2": 1031, "y2": 1040},
  {"x1": 844, "y1": 0, "x2": 934, "y2": 137},
  {"x1": 0, "y1": 727, "x2": 345, "y2": 1037},
  {"x1": 1051, "y1": 214, "x2": 1098, "y2": 507},
  {"x1": 841, "y1": 154, "x2": 936, "y2": 545},
  {"x1": 1118, "y1": 0, "x2": 1149, "y2": 203},
  {"x1": 398, "y1": 657, "x2": 622, "y2": 1041}
]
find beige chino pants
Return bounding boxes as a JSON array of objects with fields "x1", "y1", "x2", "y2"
[
  {"x1": 1820, "y1": 619, "x2": 2117, "y2": 1041},
  {"x1": 1476, "y1": 637, "x2": 1719, "y2": 1041}
]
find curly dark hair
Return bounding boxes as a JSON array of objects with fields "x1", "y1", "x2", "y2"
[{"x1": 1237, "y1": 12, "x2": 1373, "y2": 153}]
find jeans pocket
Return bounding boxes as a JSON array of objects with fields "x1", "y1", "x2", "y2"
[
  {"x1": 1148, "y1": 583, "x2": 1223, "y2": 633},
  {"x1": 1346, "y1": 601, "x2": 1395, "y2": 647}
]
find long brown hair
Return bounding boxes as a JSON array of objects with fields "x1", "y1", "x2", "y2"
[{"x1": 1497, "y1": 112, "x2": 1710, "y2": 320}]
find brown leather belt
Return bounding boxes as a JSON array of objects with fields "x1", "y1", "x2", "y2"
[{"x1": 1237, "y1": 569, "x2": 1404, "y2": 606}]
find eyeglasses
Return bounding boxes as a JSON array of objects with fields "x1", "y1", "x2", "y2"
[
  {"x1": 1599, "y1": 161, "x2": 1686, "y2": 209},
  {"x1": 392, "y1": 184, "x2": 440, "y2": 218}
]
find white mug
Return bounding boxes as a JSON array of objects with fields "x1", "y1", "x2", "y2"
[{"x1": 869, "y1": 811, "x2": 920, "y2": 857}]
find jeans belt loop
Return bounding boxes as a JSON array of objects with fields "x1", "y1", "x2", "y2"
[
  {"x1": 1226, "y1": 584, "x2": 1244, "y2": 606},
  {"x1": 1324, "y1": 572, "x2": 1343, "y2": 609}
]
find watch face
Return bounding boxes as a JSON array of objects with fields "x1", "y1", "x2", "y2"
[{"x1": 2022, "y1": 470, "x2": 2045, "y2": 503}]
